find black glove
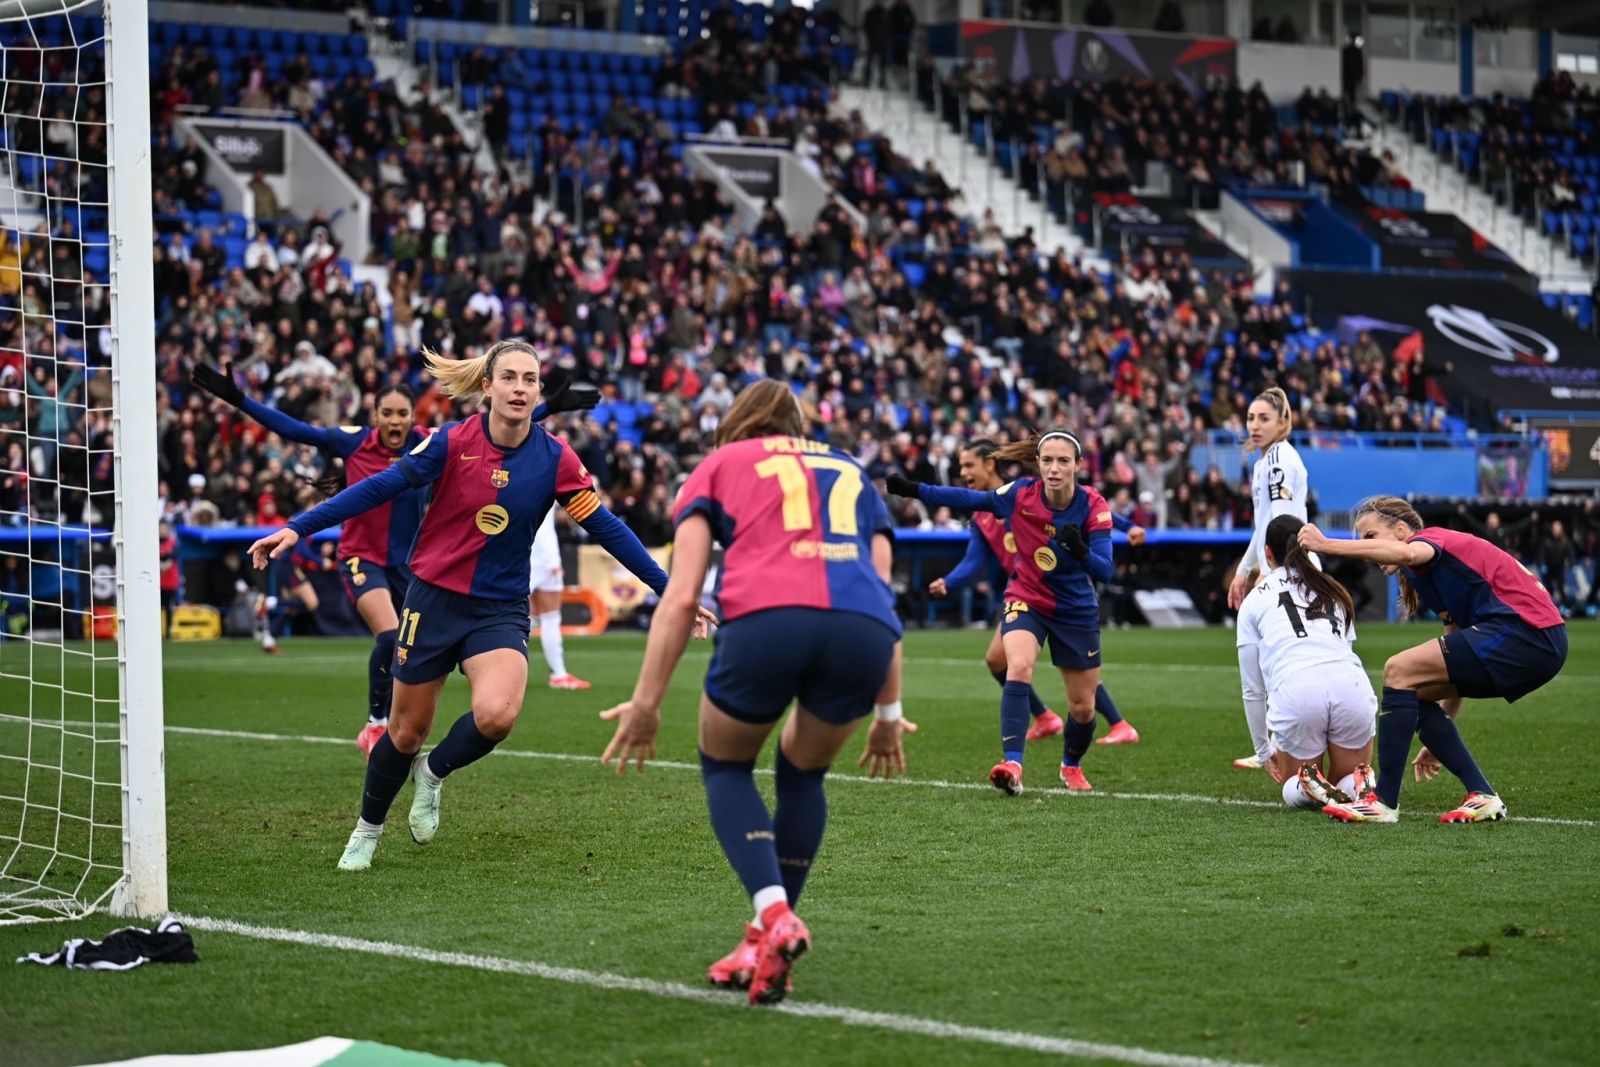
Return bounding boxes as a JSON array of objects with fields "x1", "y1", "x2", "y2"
[
  {"x1": 190, "y1": 360, "x2": 243, "y2": 407},
  {"x1": 885, "y1": 473, "x2": 921, "y2": 500},
  {"x1": 541, "y1": 367, "x2": 601, "y2": 416},
  {"x1": 1059, "y1": 522, "x2": 1089, "y2": 562}
]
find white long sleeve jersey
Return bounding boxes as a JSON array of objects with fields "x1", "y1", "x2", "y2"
[{"x1": 1238, "y1": 441, "x2": 1308, "y2": 576}]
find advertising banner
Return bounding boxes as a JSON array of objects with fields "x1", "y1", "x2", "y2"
[
  {"x1": 1089, "y1": 192, "x2": 1241, "y2": 263},
  {"x1": 1289, "y1": 271, "x2": 1600, "y2": 414},
  {"x1": 1337, "y1": 206, "x2": 1527, "y2": 276},
  {"x1": 699, "y1": 150, "x2": 781, "y2": 202},
  {"x1": 960, "y1": 22, "x2": 1236, "y2": 91},
  {"x1": 191, "y1": 123, "x2": 288, "y2": 175}
]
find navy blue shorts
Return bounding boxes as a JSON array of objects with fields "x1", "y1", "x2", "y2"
[
  {"x1": 1000, "y1": 601, "x2": 1101, "y2": 671},
  {"x1": 1441, "y1": 620, "x2": 1567, "y2": 703},
  {"x1": 340, "y1": 558, "x2": 411, "y2": 612},
  {"x1": 705, "y1": 607, "x2": 898, "y2": 725},
  {"x1": 392, "y1": 578, "x2": 529, "y2": 685}
]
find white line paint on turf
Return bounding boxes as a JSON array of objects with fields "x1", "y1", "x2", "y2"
[
  {"x1": 3, "y1": 715, "x2": 1592, "y2": 826},
  {"x1": 171, "y1": 913, "x2": 1271, "y2": 1067}
]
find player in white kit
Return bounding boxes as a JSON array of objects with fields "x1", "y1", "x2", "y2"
[
  {"x1": 1227, "y1": 387, "x2": 1310, "y2": 770},
  {"x1": 529, "y1": 508, "x2": 589, "y2": 689},
  {"x1": 1236, "y1": 514, "x2": 1376, "y2": 809}
]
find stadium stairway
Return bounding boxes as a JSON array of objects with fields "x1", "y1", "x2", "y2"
[
  {"x1": 833, "y1": 83, "x2": 1083, "y2": 257},
  {"x1": 1366, "y1": 112, "x2": 1592, "y2": 290}
]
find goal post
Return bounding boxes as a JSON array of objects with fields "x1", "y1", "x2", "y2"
[
  {"x1": 104, "y1": 0, "x2": 164, "y2": 920},
  {"x1": 0, "y1": 0, "x2": 164, "y2": 924}
]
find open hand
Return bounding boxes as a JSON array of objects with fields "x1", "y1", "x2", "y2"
[
  {"x1": 693, "y1": 605, "x2": 717, "y2": 640},
  {"x1": 247, "y1": 528, "x2": 300, "y2": 569},
  {"x1": 858, "y1": 717, "x2": 918, "y2": 780},
  {"x1": 1413, "y1": 746, "x2": 1442, "y2": 782},
  {"x1": 599, "y1": 700, "x2": 660, "y2": 774}
]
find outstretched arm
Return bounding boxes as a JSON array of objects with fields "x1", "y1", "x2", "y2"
[
  {"x1": 565, "y1": 492, "x2": 670, "y2": 595},
  {"x1": 885, "y1": 474, "x2": 1001, "y2": 515},
  {"x1": 939, "y1": 525, "x2": 997, "y2": 593},
  {"x1": 287, "y1": 464, "x2": 412, "y2": 539},
  {"x1": 241, "y1": 397, "x2": 343, "y2": 453}
]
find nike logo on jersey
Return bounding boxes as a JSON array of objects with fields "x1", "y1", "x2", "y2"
[
  {"x1": 459, "y1": 453, "x2": 481, "y2": 461},
  {"x1": 1087, "y1": 649, "x2": 1099, "y2": 657}
]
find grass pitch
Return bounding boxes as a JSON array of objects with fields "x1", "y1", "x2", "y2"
[{"x1": 2, "y1": 624, "x2": 1598, "y2": 1067}]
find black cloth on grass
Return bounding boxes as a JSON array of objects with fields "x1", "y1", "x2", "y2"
[{"x1": 18, "y1": 916, "x2": 199, "y2": 970}]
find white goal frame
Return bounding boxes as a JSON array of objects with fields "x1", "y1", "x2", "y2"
[{"x1": 103, "y1": 0, "x2": 164, "y2": 919}]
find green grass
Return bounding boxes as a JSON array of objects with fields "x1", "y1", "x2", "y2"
[{"x1": 2, "y1": 625, "x2": 1599, "y2": 1067}]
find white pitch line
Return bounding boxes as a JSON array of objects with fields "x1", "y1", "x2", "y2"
[
  {"x1": 170, "y1": 913, "x2": 1271, "y2": 1067},
  {"x1": 6, "y1": 714, "x2": 1589, "y2": 827}
]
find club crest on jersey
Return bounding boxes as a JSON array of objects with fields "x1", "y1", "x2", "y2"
[
  {"x1": 475, "y1": 504, "x2": 511, "y2": 535},
  {"x1": 1034, "y1": 547, "x2": 1058, "y2": 571},
  {"x1": 351, "y1": 571, "x2": 367, "y2": 587},
  {"x1": 396, "y1": 647, "x2": 408, "y2": 664},
  {"x1": 490, "y1": 468, "x2": 510, "y2": 489}
]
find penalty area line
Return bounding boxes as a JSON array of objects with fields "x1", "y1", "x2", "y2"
[{"x1": 171, "y1": 913, "x2": 1270, "y2": 1067}]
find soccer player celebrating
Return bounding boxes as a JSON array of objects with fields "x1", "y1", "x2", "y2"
[
  {"x1": 248, "y1": 341, "x2": 707, "y2": 870},
  {"x1": 1236, "y1": 515, "x2": 1376, "y2": 809},
  {"x1": 928, "y1": 438, "x2": 1141, "y2": 745},
  {"x1": 1300, "y1": 496, "x2": 1569, "y2": 824},
  {"x1": 193, "y1": 361, "x2": 597, "y2": 755},
  {"x1": 889, "y1": 430, "x2": 1111, "y2": 794},
  {"x1": 1228, "y1": 387, "x2": 1311, "y2": 771},
  {"x1": 598, "y1": 380, "x2": 911, "y2": 1006},
  {"x1": 528, "y1": 509, "x2": 588, "y2": 690}
]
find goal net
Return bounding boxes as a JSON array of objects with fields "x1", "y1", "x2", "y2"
[{"x1": 0, "y1": 0, "x2": 163, "y2": 924}]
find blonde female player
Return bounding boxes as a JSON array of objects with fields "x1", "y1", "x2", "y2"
[
  {"x1": 1227, "y1": 386, "x2": 1310, "y2": 770},
  {"x1": 1236, "y1": 514, "x2": 1376, "y2": 810},
  {"x1": 249, "y1": 341, "x2": 712, "y2": 871},
  {"x1": 890, "y1": 430, "x2": 1112, "y2": 793},
  {"x1": 928, "y1": 438, "x2": 1142, "y2": 745}
]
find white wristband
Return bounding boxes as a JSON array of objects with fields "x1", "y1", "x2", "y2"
[{"x1": 874, "y1": 701, "x2": 904, "y2": 724}]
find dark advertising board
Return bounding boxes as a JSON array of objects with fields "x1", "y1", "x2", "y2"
[
  {"x1": 1088, "y1": 192, "x2": 1241, "y2": 263},
  {"x1": 192, "y1": 123, "x2": 288, "y2": 175},
  {"x1": 700, "y1": 150, "x2": 781, "y2": 202},
  {"x1": 1531, "y1": 418, "x2": 1600, "y2": 485},
  {"x1": 960, "y1": 22, "x2": 1236, "y2": 91},
  {"x1": 1338, "y1": 206, "x2": 1527, "y2": 276},
  {"x1": 1289, "y1": 270, "x2": 1600, "y2": 414}
]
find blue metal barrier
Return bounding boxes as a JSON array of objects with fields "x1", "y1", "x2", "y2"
[{"x1": 0, "y1": 525, "x2": 110, "y2": 636}]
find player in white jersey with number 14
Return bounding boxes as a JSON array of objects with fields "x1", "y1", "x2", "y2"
[
  {"x1": 529, "y1": 508, "x2": 588, "y2": 689},
  {"x1": 1227, "y1": 387, "x2": 1310, "y2": 770},
  {"x1": 1236, "y1": 514, "x2": 1376, "y2": 810}
]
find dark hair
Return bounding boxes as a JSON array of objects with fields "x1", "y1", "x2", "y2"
[
  {"x1": 1352, "y1": 494, "x2": 1426, "y2": 617},
  {"x1": 992, "y1": 430, "x2": 1082, "y2": 467},
  {"x1": 960, "y1": 438, "x2": 998, "y2": 461},
  {"x1": 1265, "y1": 514, "x2": 1355, "y2": 633},
  {"x1": 376, "y1": 383, "x2": 416, "y2": 409}
]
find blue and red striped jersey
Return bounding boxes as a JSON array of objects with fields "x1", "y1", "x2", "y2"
[
  {"x1": 333, "y1": 425, "x2": 431, "y2": 568},
  {"x1": 674, "y1": 435, "x2": 900, "y2": 633},
  {"x1": 399, "y1": 413, "x2": 597, "y2": 600},
  {"x1": 1406, "y1": 526, "x2": 1563, "y2": 630}
]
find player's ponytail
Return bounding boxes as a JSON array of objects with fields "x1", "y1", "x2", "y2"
[
  {"x1": 992, "y1": 430, "x2": 1082, "y2": 467},
  {"x1": 715, "y1": 378, "x2": 806, "y2": 446},
  {"x1": 423, "y1": 340, "x2": 538, "y2": 406},
  {"x1": 1352, "y1": 494, "x2": 1426, "y2": 618},
  {"x1": 1251, "y1": 387, "x2": 1294, "y2": 452},
  {"x1": 1266, "y1": 514, "x2": 1355, "y2": 633}
]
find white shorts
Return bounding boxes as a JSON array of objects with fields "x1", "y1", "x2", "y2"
[
  {"x1": 1267, "y1": 664, "x2": 1377, "y2": 761},
  {"x1": 528, "y1": 515, "x2": 563, "y2": 594}
]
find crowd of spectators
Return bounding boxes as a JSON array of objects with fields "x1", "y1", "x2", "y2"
[
  {"x1": 5, "y1": 20, "x2": 1598, "y2": 633},
  {"x1": 1398, "y1": 71, "x2": 1600, "y2": 217}
]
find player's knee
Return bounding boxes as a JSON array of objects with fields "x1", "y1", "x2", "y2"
[
  {"x1": 472, "y1": 702, "x2": 519, "y2": 741},
  {"x1": 1381, "y1": 656, "x2": 1411, "y2": 689},
  {"x1": 1006, "y1": 664, "x2": 1034, "y2": 684},
  {"x1": 387, "y1": 718, "x2": 428, "y2": 752},
  {"x1": 984, "y1": 647, "x2": 1007, "y2": 674},
  {"x1": 1067, "y1": 703, "x2": 1095, "y2": 723}
]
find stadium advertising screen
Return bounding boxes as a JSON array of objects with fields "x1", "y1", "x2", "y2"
[
  {"x1": 1338, "y1": 206, "x2": 1528, "y2": 276},
  {"x1": 191, "y1": 123, "x2": 288, "y2": 175},
  {"x1": 1290, "y1": 271, "x2": 1600, "y2": 413},
  {"x1": 960, "y1": 23, "x2": 1236, "y2": 90},
  {"x1": 1530, "y1": 418, "x2": 1600, "y2": 486},
  {"x1": 1088, "y1": 192, "x2": 1242, "y2": 264}
]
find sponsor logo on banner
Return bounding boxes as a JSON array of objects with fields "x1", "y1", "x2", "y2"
[
  {"x1": 1424, "y1": 305, "x2": 1559, "y2": 364},
  {"x1": 192, "y1": 123, "x2": 288, "y2": 175}
]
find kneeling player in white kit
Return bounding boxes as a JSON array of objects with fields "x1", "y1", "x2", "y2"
[
  {"x1": 1236, "y1": 514, "x2": 1376, "y2": 808},
  {"x1": 530, "y1": 508, "x2": 589, "y2": 689}
]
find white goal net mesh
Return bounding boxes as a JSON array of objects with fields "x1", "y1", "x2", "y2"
[{"x1": 0, "y1": 0, "x2": 137, "y2": 924}]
